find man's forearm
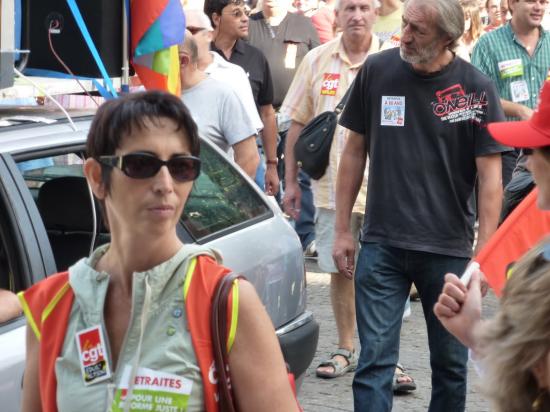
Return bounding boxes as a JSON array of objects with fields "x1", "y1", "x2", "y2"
[
  {"x1": 233, "y1": 136, "x2": 261, "y2": 178},
  {"x1": 500, "y1": 98, "x2": 534, "y2": 120},
  {"x1": 335, "y1": 131, "x2": 367, "y2": 233},
  {"x1": 259, "y1": 104, "x2": 278, "y2": 162},
  {"x1": 475, "y1": 154, "x2": 503, "y2": 255},
  {"x1": 283, "y1": 121, "x2": 305, "y2": 184}
]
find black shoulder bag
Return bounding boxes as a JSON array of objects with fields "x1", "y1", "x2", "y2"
[{"x1": 293, "y1": 84, "x2": 353, "y2": 180}]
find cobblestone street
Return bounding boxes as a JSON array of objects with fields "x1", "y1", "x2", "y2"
[{"x1": 298, "y1": 260, "x2": 498, "y2": 412}]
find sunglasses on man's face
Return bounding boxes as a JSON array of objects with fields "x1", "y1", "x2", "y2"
[
  {"x1": 222, "y1": 7, "x2": 250, "y2": 18},
  {"x1": 523, "y1": 148, "x2": 535, "y2": 156},
  {"x1": 98, "y1": 152, "x2": 201, "y2": 182}
]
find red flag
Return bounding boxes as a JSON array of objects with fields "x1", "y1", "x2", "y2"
[{"x1": 475, "y1": 188, "x2": 550, "y2": 297}]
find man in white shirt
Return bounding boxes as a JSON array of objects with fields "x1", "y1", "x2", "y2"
[
  {"x1": 185, "y1": 9, "x2": 263, "y2": 133},
  {"x1": 179, "y1": 30, "x2": 259, "y2": 178}
]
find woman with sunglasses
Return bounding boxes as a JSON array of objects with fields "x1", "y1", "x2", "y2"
[
  {"x1": 434, "y1": 81, "x2": 550, "y2": 411},
  {"x1": 19, "y1": 91, "x2": 299, "y2": 412}
]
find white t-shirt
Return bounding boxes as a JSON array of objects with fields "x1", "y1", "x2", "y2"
[
  {"x1": 182, "y1": 77, "x2": 257, "y2": 154},
  {"x1": 205, "y1": 51, "x2": 264, "y2": 132}
]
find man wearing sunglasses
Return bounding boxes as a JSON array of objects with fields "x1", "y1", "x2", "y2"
[
  {"x1": 184, "y1": 8, "x2": 263, "y2": 136},
  {"x1": 205, "y1": 0, "x2": 280, "y2": 196},
  {"x1": 179, "y1": 32, "x2": 260, "y2": 178}
]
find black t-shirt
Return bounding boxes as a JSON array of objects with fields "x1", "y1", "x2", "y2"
[
  {"x1": 339, "y1": 48, "x2": 509, "y2": 258},
  {"x1": 247, "y1": 12, "x2": 320, "y2": 108},
  {"x1": 211, "y1": 39, "x2": 274, "y2": 108}
]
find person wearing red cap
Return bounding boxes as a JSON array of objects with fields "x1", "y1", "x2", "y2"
[{"x1": 434, "y1": 80, "x2": 550, "y2": 412}]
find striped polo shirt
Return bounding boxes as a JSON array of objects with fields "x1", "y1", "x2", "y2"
[
  {"x1": 471, "y1": 23, "x2": 550, "y2": 120},
  {"x1": 280, "y1": 33, "x2": 380, "y2": 213}
]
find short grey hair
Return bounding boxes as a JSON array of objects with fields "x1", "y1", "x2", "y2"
[
  {"x1": 404, "y1": 0, "x2": 464, "y2": 51},
  {"x1": 335, "y1": 0, "x2": 381, "y2": 12},
  {"x1": 178, "y1": 31, "x2": 199, "y2": 64}
]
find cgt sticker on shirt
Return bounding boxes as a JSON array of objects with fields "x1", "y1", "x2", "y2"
[
  {"x1": 498, "y1": 59, "x2": 523, "y2": 79},
  {"x1": 111, "y1": 365, "x2": 193, "y2": 412},
  {"x1": 381, "y1": 96, "x2": 405, "y2": 126},
  {"x1": 320, "y1": 73, "x2": 340, "y2": 96},
  {"x1": 75, "y1": 325, "x2": 112, "y2": 385}
]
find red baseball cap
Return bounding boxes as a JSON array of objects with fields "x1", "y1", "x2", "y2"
[{"x1": 488, "y1": 81, "x2": 550, "y2": 148}]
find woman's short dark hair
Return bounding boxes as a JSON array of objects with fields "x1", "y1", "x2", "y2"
[{"x1": 86, "y1": 90, "x2": 200, "y2": 191}]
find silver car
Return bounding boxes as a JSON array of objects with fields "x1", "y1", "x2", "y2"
[{"x1": 0, "y1": 112, "x2": 319, "y2": 410}]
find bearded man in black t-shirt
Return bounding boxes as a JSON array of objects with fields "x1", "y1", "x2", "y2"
[{"x1": 333, "y1": 0, "x2": 510, "y2": 411}]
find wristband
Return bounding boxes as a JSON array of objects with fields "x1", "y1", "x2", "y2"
[{"x1": 266, "y1": 158, "x2": 278, "y2": 166}]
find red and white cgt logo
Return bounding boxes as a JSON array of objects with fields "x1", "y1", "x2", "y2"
[
  {"x1": 81, "y1": 343, "x2": 104, "y2": 365},
  {"x1": 75, "y1": 325, "x2": 111, "y2": 384},
  {"x1": 321, "y1": 73, "x2": 340, "y2": 96}
]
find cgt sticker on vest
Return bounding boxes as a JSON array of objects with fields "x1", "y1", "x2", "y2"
[
  {"x1": 112, "y1": 365, "x2": 193, "y2": 412},
  {"x1": 321, "y1": 73, "x2": 340, "y2": 96},
  {"x1": 381, "y1": 96, "x2": 405, "y2": 126},
  {"x1": 75, "y1": 325, "x2": 112, "y2": 385}
]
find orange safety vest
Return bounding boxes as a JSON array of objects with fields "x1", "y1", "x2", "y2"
[{"x1": 18, "y1": 255, "x2": 234, "y2": 412}]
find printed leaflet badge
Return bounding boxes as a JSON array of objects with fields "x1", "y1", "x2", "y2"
[
  {"x1": 75, "y1": 325, "x2": 112, "y2": 385},
  {"x1": 381, "y1": 96, "x2": 405, "y2": 126},
  {"x1": 111, "y1": 365, "x2": 194, "y2": 412},
  {"x1": 510, "y1": 80, "x2": 529, "y2": 103},
  {"x1": 498, "y1": 59, "x2": 523, "y2": 79}
]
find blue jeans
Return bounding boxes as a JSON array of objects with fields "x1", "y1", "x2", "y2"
[
  {"x1": 295, "y1": 170, "x2": 315, "y2": 249},
  {"x1": 353, "y1": 242, "x2": 469, "y2": 412}
]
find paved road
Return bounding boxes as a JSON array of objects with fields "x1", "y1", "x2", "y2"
[{"x1": 298, "y1": 259, "x2": 498, "y2": 412}]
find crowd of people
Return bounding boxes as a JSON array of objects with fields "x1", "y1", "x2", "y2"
[{"x1": 4, "y1": 0, "x2": 550, "y2": 410}]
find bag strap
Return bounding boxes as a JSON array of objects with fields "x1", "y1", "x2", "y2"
[
  {"x1": 211, "y1": 272, "x2": 244, "y2": 412},
  {"x1": 334, "y1": 78, "x2": 355, "y2": 115}
]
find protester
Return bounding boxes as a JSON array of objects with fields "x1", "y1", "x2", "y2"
[
  {"x1": 184, "y1": 8, "x2": 264, "y2": 135},
  {"x1": 248, "y1": 0, "x2": 320, "y2": 110},
  {"x1": 334, "y1": 0, "x2": 509, "y2": 409},
  {"x1": 472, "y1": 0, "x2": 550, "y2": 218},
  {"x1": 205, "y1": 0, "x2": 280, "y2": 195},
  {"x1": 459, "y1": 0, "x2": 483, "y2": 56},
  {"x1": 19, "y1": 91, "x2": 298, "y2": 412},
  {"x1": 478, "y1": 0, "x2": 490, "y2": 25},
  {"x1": 282, "y1": 0, "x2": 378, "y2": 379},
  {"x1": 282, "y1": 0, "x2": 415, "y2": 391},
  {"x1": 373, "y1": 0, "x2": 404, "y2": 44},
  {"x1": 484, "y1": 0, "x2": 505, "y2": 32},
  {"x1": 435, "y1": 80, "x2": 550, "y2": 412},
  {"x1": 179, "y1": 31, "x2": 260, "y2": 178},
  {"x1": 311, "y1": 0, "x2": 337, "y2": 43}
]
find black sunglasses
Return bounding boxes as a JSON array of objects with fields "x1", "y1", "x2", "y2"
[
  {"x1": 98, "y1": 152, "x2": 201, "y2": 182},
  {"x1": 523, "y1": 148, "x2": 534, "y2": 156}
]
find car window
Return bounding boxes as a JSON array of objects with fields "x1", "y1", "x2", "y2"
[
  {"x1": 182, "y1": 143, "x2": 271, "y2": 240},
  {"x1": 18, "y1": 154, "x2": 84, "y2": 194},
  {"x1": 13, "y1": 145, "x2": 272, "y2": 265},
  {"x1": 16, "y1": 153, "x2": 100, "y2": 272}
]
